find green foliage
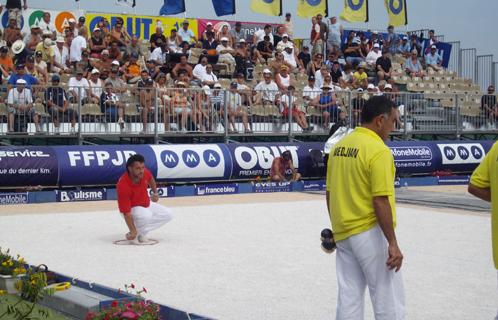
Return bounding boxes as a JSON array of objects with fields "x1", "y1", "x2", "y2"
[{"x1": 0, "y1": 248, "x2": 26, "y2": 276}]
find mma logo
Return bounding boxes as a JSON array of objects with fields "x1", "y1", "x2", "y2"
[{"x1": 438, "y1": 143, "x2": 485, "y2": 165}]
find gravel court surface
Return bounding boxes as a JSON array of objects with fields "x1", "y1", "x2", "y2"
[{"x1": 0, "y1": 188, "x2": 496, "y2": 319}]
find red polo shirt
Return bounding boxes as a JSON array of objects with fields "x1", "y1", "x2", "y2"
[{"x1": 116, "y1": 168, "x2": 152, "y2": 214}]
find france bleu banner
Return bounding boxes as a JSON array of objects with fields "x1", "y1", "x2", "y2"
[
  {"x1": 160, "y1": 0, "x2": 185, "y2": 15},
  {"x1": 212, "y1": 0, "x2": 236, "y2": 16}
]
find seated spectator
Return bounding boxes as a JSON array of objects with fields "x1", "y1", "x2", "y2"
[
  {"x1": 210, "y1": 83, "x2": 225, "y2": 124},
  {"x1": 397, "y1": 36, "x2": 411, "y2": 58},
  {"x1": 38, "y1": 12, "x2": 56, "y2": 39},
  {"x1": 366, "y1": 43, "x2": 382, "y2": 68},
  {"x1": 7, "y1": 79, "x2": 41, "y2": 133},
  {"x1": 68, "y1": 69, "x2": 90, "y2": 104},
  {"x1": 276, "y1": 34, "x2": 291, "y2": 52},
  {"x1": 270, "y1": 51, "x2": 293, "y2": 75},
  {"x1": 275, "y1": 65, "x2": 294, "y2": 91},
  {"x1": 93, "y1": 49, "x2": 112, "y2": 75},
  {"x1": 282, "y1": 44, "x2": 304, "y2": 72},
  {"x1": 34, "y1": 37, "x2": 54, "y2": 68},
  {"x1": 481, "y1": 85, "x2": 497, "y2": 125},
  {"x1": 45, "y1": 74, "x2": 77, "y2": 134},
  {"x1": 352, "y1": 65, "x2": 368, "y2": 89},
  {"x1": 88, "y1": 68, "x2": 103, "y2": 104},
  {"x1": 75, "y1": 50, "x2": 93, "y2": 77},
  {"x1": 202, "y1": 22, "x2": 215, "y2": 41},
  {"x1": 170, "y1": 81, "x2": 193, "y2": 132},
  {"x1": 123, "y1": 52, "x2": 141, "y2": 84},
  {"x1": 303, "y1": 75, "x2": 321, "y2": 105},
  {"x1": 24, "y1": 25, "x2": 42, "y2": 52},
  {"x1": 177, "y1": 70, "x2": 191, "y2": 85},
  {"x1": 171, "y1": 54, "x2": 193, "y2": 81},
  {"x1": 179, "y1": 41, "x2": 191, "y2": 57},
  {"x1": 139, "y1": 77, "x2": 155, "y2": 133},
  {"x1": 357, "y1": 31, "x2": 369, "y2": 57},
  {"x1": 314, "y1": 63, "x2": 330, "y2": 89},
  {"x1": 4, "y1": 17, "x2": 22, "y2": 47},
  {"x1": 150, "y1": 41, "x2": 169, "y2": 66},
  {"x1": 273, "y1": 26, "x2": 285, "y2": 48},
  {"x1": 195, "y1": 86, "x2": 211, "y2": 132},
  {"x1": 216, "y1": 37, "x2": 236, "y2": 74},
  {"x1": 201, "y1": 64, "x2": 218, "y2": 87},
  {"x1": 8, "y1": 63, "x2": 38, "y2": 88},
  {"x1": 137, "y1": 70, "x2": 151, "y2": 88},
  {"x1": 108, "y1": 41, "x2": 122, "y2": 61},
  {"x1": 426, "y1": 29, "x2": 438, "y2": 53},
  {"x1": 298, "y1": 46, "x2": 311, "y2": 70},
  {"x1": 52, "y1": 36, "x2": 70, "y2": 73},
  {"x1": 234, "y1": 39, "x2": 250, "y2": 75},
  {"x1": 150, "y1": 26, "x2": 167, "y2": 52},
  {"x1": 376, "y1": 48, "x2": 392, "y2": 82},
  {"x1": 95, "y1": 18, "x2": 110, "y2": 38},
  {"x1": 307, "y1": 52, "x2": 323, "y2": 76},
  {"x1": 409, "y1": 34, "x2": 422, "y2": 57},
  {"x1": 216, "y1": 24, "x2": 233, "y2": 48},
  {"x1": 33, "y1": 51, "x2": 48, "y2": 83},
  {"x1": 226, "y1": 82, "x2": 251, "y2": 133},
  {"x1": 311, "y1": 85, "x2": 340, "y2": 129},
  {"x1": 405, "y1": 50, "x2": 426, "y2": 77},
  {"x1": 254, "y1": 69, "x2": 280, "y2": 106},
  {"x1": 89, "y1": 27, "x2": 107, "y2": 58},
  {"x1": 123, "y1": 35, "x2": 143, "y2": 60},
  {"x1": 270, "y1": 150, "x2": 301, "y2": 182},
  {"x1": 0, "y1": 46, "x2": 14, "y2": 75},
  {"x1": 425, "y1": 45, "x2": 443, "y2": 71},
  {"x1": 329, "y1": 61, "x2": 344, "y2": 88},
  {"x1": 342, "y1": 36, "x2": 364, "y2": 67},
  {"x1": 230, "y1": 22, "x2": 244, "y2": 45},
  {"x1": 105, "y1": 64, "x2": 126, "y2": 93},
  {"x1": 166, "y1": 29, "x2": 180, "y2": 53},
  {"x1": 235, "y1": 73, "x2": 253, "y2": 107},
  {"x1": 144, "y1": 60, "x2": 160, "y2": 81},
  {"x1": 281, "y1": 85, "x2": 312, "y2": 132},
  {"x1": 100, "y1": 82, "x2": 125, "y2": 131},
  {"x1": 341, "y1": 64, "x2": 354, "y2": 88},
  {"x1": 153, "y1": 73, "x2": 171, "y2": 129},
  {"x1": 255, "y1": 35, "x2": 274, "y2": 64},
  {"x1": 193, "y1": 55, "x2": 208, "y2": 81},
  {"x1": 202, "y1": 32, "x2": 218, "y2": 51}
]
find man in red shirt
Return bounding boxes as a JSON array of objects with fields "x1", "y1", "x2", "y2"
[
  {"x1": 269, "y1": 150, "x2": 301, "y2": 182},
  {"x1": 116, "y1": 154, "x2": 173, "y2": 243}
]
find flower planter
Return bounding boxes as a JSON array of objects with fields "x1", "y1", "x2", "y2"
[{"x1": 0, "y1": 273, "x2": 24, "y2": 294}]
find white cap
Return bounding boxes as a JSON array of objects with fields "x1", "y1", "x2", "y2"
[
  {"x1": 221, "y1": 37, "x2": 229, "y2": 42},
  {"x1": 385, "y1": 83, "x2": 393, "y2": 89},
  {"x1": 213, "y1": 83, "x2": 222, "y2": 88},
  {"x1": 202, "y1": 85, "x2": 211, "y2": 95},
  {"x1": 373, "y1": 43, "x2": 380, "y2": 48},
  {"x1": 263, "y1": 68, "x2": 272, "y2": 74},
  {"x1": 238, "y1": 39, "x2": 246, "y2": 43},
  {"x1": 102, "y1": 49, "x2": 109, "y2": 55},
  {"x1": 56, "y1": 36, "x2": 65, "y2": 43},
  {"x1": 111, "y1": 60, "x2": 120, "y2": 66},
  {"x1": 16, "y1": 79, "x2": 27, "y2": 84},
  {"x1": 206, "y1": 22, "x2": 212, "y2": 26},
  {"x1": 353, "y1": 37, "x2": 361, "y2": 44},
  {"x1": 91, "y1": 68, "x2": 100, "y2": 74},
  {"x1": 68, "y1": 18, "x2": 76, "y2": 23},
  {"x1": 282, "y1": 34, "x2": 289, "y2": 38},
  {"x1": 431, "y1": 45, "x2": 437, "y2": 49},
  {"x1": 367, "y1": 83, "x2": 375, "y2": 89},
  {"x1": 372, "y1": 30, "x2": 378, "y2": 34},
  {"x1": 285, "y1": 43, "x2": 294, "y2": 49},
  {"x1": 43, "y1": 38, "x2": 53, "y2": 48},
  {"x1": 42, "y1": 30, "x2": 52, "y2": 36},
  {"x1": 403, "y1": 36, "x2": 408, "y2": 40},
  {"x1": 93, "y1": 27, "x2": 101, "y2": 32}
]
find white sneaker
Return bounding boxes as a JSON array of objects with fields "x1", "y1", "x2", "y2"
[{"x1": 138, "y1": 235, "x2": 149, "y2": 243}]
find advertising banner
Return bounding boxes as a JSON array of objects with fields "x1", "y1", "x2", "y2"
[
  {"x1": 194, "y1": 183, "x2": 239, "y2": 196},
  {"x1": 85, "y1": 13, "x2": 198, "y2": 41},
  {"x1": 0, "y1": 192, "x2": 29, "y2": 205},
  {"x1": 147, "y1": 186, "x2": 175, "y2": 198},
  {"x1": 0, "y1": 147, "x2": 58, "y2": 187},
  {"x1": 388, "y1": 143, "x2": 437, "y2": 174},
  {"x1": 1, "y1": 9, "x2": 85, "y2": 34},
  {"x1": 55, "y1": 145, "x2": 155, "y2": 186},
  {"x1": 303, "y1": 180, "x2": 326, "y2": 191},
  {"x1": 197, "y1": 18, "x2": 282, "y2": 42},
  {"x1": 253, "y1": 181, "x2": 292, "y2": 193},
  {"x1": 56, "y1": 188, "x2": 107, "y2": 202}
]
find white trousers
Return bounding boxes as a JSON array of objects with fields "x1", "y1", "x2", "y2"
[
  {"x1": 130, "y1": 202, "x2": 173, "y2": 236},
  {"x1": 336, "y1": 225, "x2": 405, "y2": 320}
]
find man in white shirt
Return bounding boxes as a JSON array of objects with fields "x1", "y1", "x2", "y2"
[
  {"x1": 193, "y1": 56, "x2": 208, "y2": 81},
  {"x1": 68, "y1": 69, "x2": 90, "y2": 104},
  {"x1": 254, "y1": 69, "x2": 279, "y2": 105},
  {"x1": 303, "y1": 75, "x2": 321, "y2": 105},
  {"x1": 177, "y1": 20, "x2": 196, "y2": 44},
  {"x1": 7, "y1": 78, "x2": 40, "y2": 133},
  {"x1": 253, "y1": 24, "x2": 274, "y2": 45},
  {"x1": 69, "y1": 28, "x2": 87, "y2": 64},
  {"x1": 38, "y1": 12, "x2": 56, "y2": 39},
  {"x1": 226, "y1": 81, "x2": 251, "y2": 133},
  {"x1": 282, "y1": 44, "x2": 303, "y2": 71},
  {"x1": 149, "y1": 41, "x2": 168, "y2": 66},
  {"x1": 276, "y1": 34, "x2": 292, "y2": 52},
  {"x1": 88, "y1": 68, "x2": 103, "y2": 104},
  {"x1": 283, "y1": 13, "x2": 294, "y2": 38},
  {"x1": 201, "y1": 64, "x2": 218, "y2": 87},
  {"x1": 314, "y1": 63, "x2": 330, "y2": 90},
  {"x1": 366, "y1": 43, "x2": 382, "y2": 68},
  {"x1": 216, "y1": 37, "x2": 236, "y2": 74}
]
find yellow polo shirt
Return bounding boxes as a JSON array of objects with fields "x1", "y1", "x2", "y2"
[
  {"x1": 326, "y1": 127, "x2": 396, "y2": 241},
  {"x1": 470, "y1": 142, "x2": 498, "y2": 269},
  {"x1": 35, "y1": 42, "x2": 54, "y2": 63}
]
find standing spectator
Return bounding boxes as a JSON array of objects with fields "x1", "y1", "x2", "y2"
[
  {"x1": 253, "y1": 24, "x2": 273, "y2": 45},
  {"x1": 68, "y1": 69, "x2": 90, "y2": 104},
  {"x1": 139, "y1": 78, "x2": 156, "y2": 133},
  {"x1": 376, "y1": 48, "x2": 393, "y2": 82},
  {"x1": 178, "y1": 20, "x2": 196, "y2": 44},
  {"x1": 45, "y1": 74, "x2": 77, "y2": 134},
  {"x1": 273, "y1": 26, "x2": 285, "y2": 48},
  {"x1": 217, "y1": 37, "x2": 236, "y2": 74},
  {"x1": 298, "y1": 46, "x2": 311, "y2": 70},
  {"x1": 369, "y1": 31, "x2": 384, "y2": 50},
  {"x1": 170, "y1": 81, "x2": 192, "y2": 132},
  {"x1": 270, "y1": 150, "x2": 301, "y2": 182},
  {"x1": 327, "y1": 16, "x2": 343, "y2": 53},
  {"x1": 481, "y1": 85, "x2": 497, "y2": 126},
  {"x1": 38, "y1": 12, "x2": 56, "y2": 38},
  {"x1": 4, "y1": 17, "x2": 22, "y2": 47},
  {"x1": 254, "y1": 69, "x2": 280, "y2": 106},
  {"x1": 100, "y1": 82, "x2": 125, "y2": 131},
  {"x1": 74, "y1": 16, "x2": 86, "y2": 36},
  {"x1": 425, "y1": 45, "x2": 443, "y2": 71},
  {"x1": 7, "y1": 78, "x2": 40, "y2": 133},
  {"x1": 96, "y1": 18, "x2": 110, "y2": 38},
  {"x1": 325, "y1": 95, "x2": 404, "y2": 319},
  {"x1": 1, "y1": 0, "x2": 27, "y2": 29},
  {"x1": 313, "y1": 14, "x2": 328, "y2": 56},
  {"x1": 405, "y1": 50, "x2": 426, "y2": 77},
  {"x1": 385, "y1": 25, "x2": 399, "y2": 55},
  {"x1": 314, "y1": 63, "x2": 329, "y2": 90},
  {"x1": 366, "y1": 43, "x2": 382, "y2": 68},
  {"x1": 310, "y1": 16, "x2": 321, "y2": 56},
  {"x1": 234, "y1": 39, "x2": 250, "y2": 75},
  {"x1": 150, "y1": 26, "x2": 167, "y2": 52},
  {"x1": 409, "y1": 34, "x2": 422, "y2": 57},
  {"x1": 230, "y1": 22, "x2": 244, "y2": 45},
  {"x1": 283, "y1": 13, "x2": 294, "y2": 38},
  {"x1": 226, "y1": 81, "x2": 251, "y2": 133},
  {"x1": 69, "y1": 27, "x2": 88, "y2": 65},
  {"x1": 52, "y1": 36, "x2": 69, "y2": 73},
  {"x1": 427, "y1": 29, "x2": 438, "y2": 49},
  {"x1": 89, "y1": 27, "x2": 107, "y2": 58}
]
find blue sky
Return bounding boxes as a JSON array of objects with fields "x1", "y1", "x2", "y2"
[{"x1": 29, "y1": 0, "x2": 498, "y2": 58}]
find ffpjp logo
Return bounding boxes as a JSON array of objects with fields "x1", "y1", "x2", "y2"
[{"x1": 438, "y1": 143, "x2": 485, "y2": 165}]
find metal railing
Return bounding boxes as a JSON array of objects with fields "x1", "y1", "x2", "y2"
[{"x1": 0, "y1": 85, "x2": 496, "y2": 142}]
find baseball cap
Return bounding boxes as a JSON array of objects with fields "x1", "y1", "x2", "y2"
[
  {"x1": 263, "y1": 68, "x2": 272, "y2": 74},
  {"x1": 308, "y1": 75, "x2": 315, "y2": 81},
  {"x1": 102, "y1": 49, "x2": 109, "y2": 55},
  {"x1": 111, "y1": 60, "x2": 120, "y2": 66},
  {"x1": 282, "y1": 34, "x2": 289, "y2": 38},
  {"x1": 206, "y1": 22, "x2": 212, "y2": 26},
  {"x1": 16, "y1": 79, "x2": 27, "y2": 84},
  {"x1": 431, "y1": 45, "x2": 437, "y2": 49},
  {"x1": 213, "y1": 83, "x2": 222, "y2": 88},
  {"x1": 68, "y1": 18, "x2": 76, "y2": 23},
  {"x1": 202, "y1": 85, "x2": 211, "y2": 95},
  {"x1": 373, "y1": 43, "x2": 380, "y2": 49},
  {"x1": 221, "y1": 37, "x2": 229, "y2": 42},
  {"x1": 385, "y1": 83, "x2": 393, "y2": 89},
  {"x1": 91, "y1": 68, "x2": 100, "y2": 74},
  {"x1": 35, "y1": 50, "x2": 42, "y2": 56},
  {"x1": 56, "y1": 36, "x2": 65, "y2": 43},
  {"x1": 230, "y1": 81, "x2": 238, "y2": 88},
  {"x1": 51, "y1": 74, "x2": 60, "y2": 82},
  {"x1": 78, "y1": 16, "x2": 85, "y2": 22},
  {"x1": 367, "y1": 83, "x2": 375, "y2": 90},
  {"x1": 238, "y1": 39, "x2": 246, "y2": 43},
  {"x1": 0, "y1": 46, "x2": 8, "y2": 53}
]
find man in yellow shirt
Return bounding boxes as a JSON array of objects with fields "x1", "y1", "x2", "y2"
[
  {"x1": 468, "y1": 141, "x2": 498, "y2": 319},
  {"x1": 326, "y1": 95, "x2": 404, "y2": 319}
]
